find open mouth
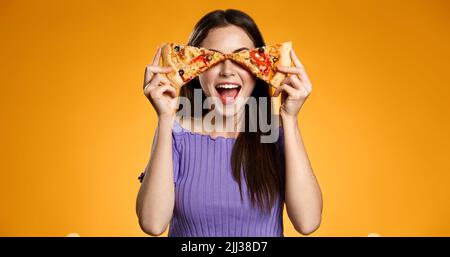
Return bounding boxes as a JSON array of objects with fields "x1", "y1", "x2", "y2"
[{"x1": 215, "y1": 83, "x2": 242, "y2": 104}]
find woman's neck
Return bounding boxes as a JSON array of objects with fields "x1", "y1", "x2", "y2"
[{"x1": 183, "y1": 110, "x2": 245, "y2": 139}]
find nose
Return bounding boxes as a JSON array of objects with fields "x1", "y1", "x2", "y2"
[{"x1": 219, "y1": 59, "x2": 237, "y2": 77}]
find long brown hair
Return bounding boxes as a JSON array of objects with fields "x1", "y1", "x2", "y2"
[{"x1": 178, "y1": 9, "x2": 283, "y2": 213}]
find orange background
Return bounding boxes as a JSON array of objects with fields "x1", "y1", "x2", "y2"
[{"x1": 1, "y1": 0, "x2": 449, "y2": 236}]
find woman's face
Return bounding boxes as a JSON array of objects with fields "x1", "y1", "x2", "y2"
[{"x1": 198, "y1": 25, "x2": 256, "y2": 117}]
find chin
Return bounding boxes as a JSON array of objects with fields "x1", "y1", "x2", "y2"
[{"x1": 210, "y1": 95, "x2": 248, "y2": 117}]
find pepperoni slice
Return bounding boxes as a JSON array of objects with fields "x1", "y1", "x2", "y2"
[{"x1": 250, "y1": 50, "x2": 272, "y2": 76}]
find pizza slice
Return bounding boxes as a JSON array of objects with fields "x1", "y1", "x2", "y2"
[
  {"x1": 227, "y1": 41, "x2": 292, "y2": 88},
  {"x1": 161, "y1": 42, "x2": 292, "y2": 90},
  {"x1": 161, "y1": 43, "x2": 226, "y2": 88}
]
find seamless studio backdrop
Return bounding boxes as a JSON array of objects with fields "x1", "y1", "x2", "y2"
[{"x1": 1, "y1": 0, "x2": 449, "y2": 236}]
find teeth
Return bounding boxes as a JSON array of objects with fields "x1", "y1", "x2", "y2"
[{"x1": 216, "y1": 84, "x2": 241, "y2": 89}]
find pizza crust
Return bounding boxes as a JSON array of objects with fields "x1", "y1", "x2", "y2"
[
  {"x1": 160, "y1": 41, "x2": 293, "y2": 90},
  {"x1": 269, "y1": 41, "x2": 292, "y2": 88},
  {"x1": 161, "y1": 43, "x2": 184, "y2": 89}
]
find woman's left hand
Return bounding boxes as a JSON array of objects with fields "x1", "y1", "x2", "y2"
[{"x1": 273, "y1": 49, "x2": 313, "y2": 119}]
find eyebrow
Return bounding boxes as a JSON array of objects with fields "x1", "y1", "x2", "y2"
[{"x1": 208, "y1": 47, "x2": 250, "y2": 54}]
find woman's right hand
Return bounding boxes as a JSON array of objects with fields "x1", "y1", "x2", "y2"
[{"x1": 143, "y1": 47, "x2": 178, "y2": 119}]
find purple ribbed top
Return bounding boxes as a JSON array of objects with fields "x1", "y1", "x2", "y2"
[{"x1": 147, "y1": 119, "x2": 286, "y2": 237}]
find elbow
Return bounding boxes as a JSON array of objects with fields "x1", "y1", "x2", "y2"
[
  {"x1": 294, "y1": 216, "x2": 322, "y2": 236},
  {"x1": 138, "y1": 218, "x2": 167, "y2": 236}
]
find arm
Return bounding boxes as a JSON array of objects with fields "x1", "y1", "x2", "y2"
[
  {"x1": 137, "y1": 46, "x2": 178, "y2": 236},
  {"x1": 274, "y1": 49, "x2": 322, "y2": 235},
  {"x1": 281, "y1": 115, "x2": 323, "y2": 235},
  {"x1": 136, "y1": 116, "x2": 176, "y2": 236}
]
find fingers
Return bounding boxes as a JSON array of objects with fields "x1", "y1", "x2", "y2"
[
  {"x1": 276, "y1": 65, "x2": 302, "y2": 75},
  {"x1": 290, "y1": 50, "x2": 312, "y2": 88},
  {"x1": 272, "y1": 84, "x2": 298, "y2": 98},
  {"x1": 275, "y1": 50, "x2": 304, "y2": 72},
  {"x1": 276, "y1": 66, "x2": 305, "y2": 88},
  {"x1": 290, "y1": 49, "x2": 304, "y2": 69},
  {"x1": 152, "y1": 84, "x2": 177, "y2": 99},
  {"x1": 152, "y1": 47, "x2": 162, "y2": 66},
  {"x1": 273, "y1": 81, "x2": 296, "y2": 97},
  {"x1": 143, "y1": 47, "x2": 174, "y2": 88},
  {"x1": 280, "y1": 75, "x2": 302, "y2": 90},
  {"x1": 276, "y1": 50, "x2": 313, "y2": 93},
  {"x1": 145, "y1": 47, "x2": 162, "y2": 85},
  {"x1": 146, "y1": 65, "x2": 173, "y2": 74},
  {"x1": 273, "y1": 74, "x2": 310, "y2": 98},
  {"x1": 143, "y1": 65, "x2": 173, "y2": 89},
  {"x1": 144, "y1": 73, "x2": 172, "y2": 91},
  {"x1": 291, "y1": 75, "x2": 311, "y2": 94}
]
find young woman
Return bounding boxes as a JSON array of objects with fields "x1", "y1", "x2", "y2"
[{"x1": 136, "y1": 9, "x2": 322, "y2": 237}]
